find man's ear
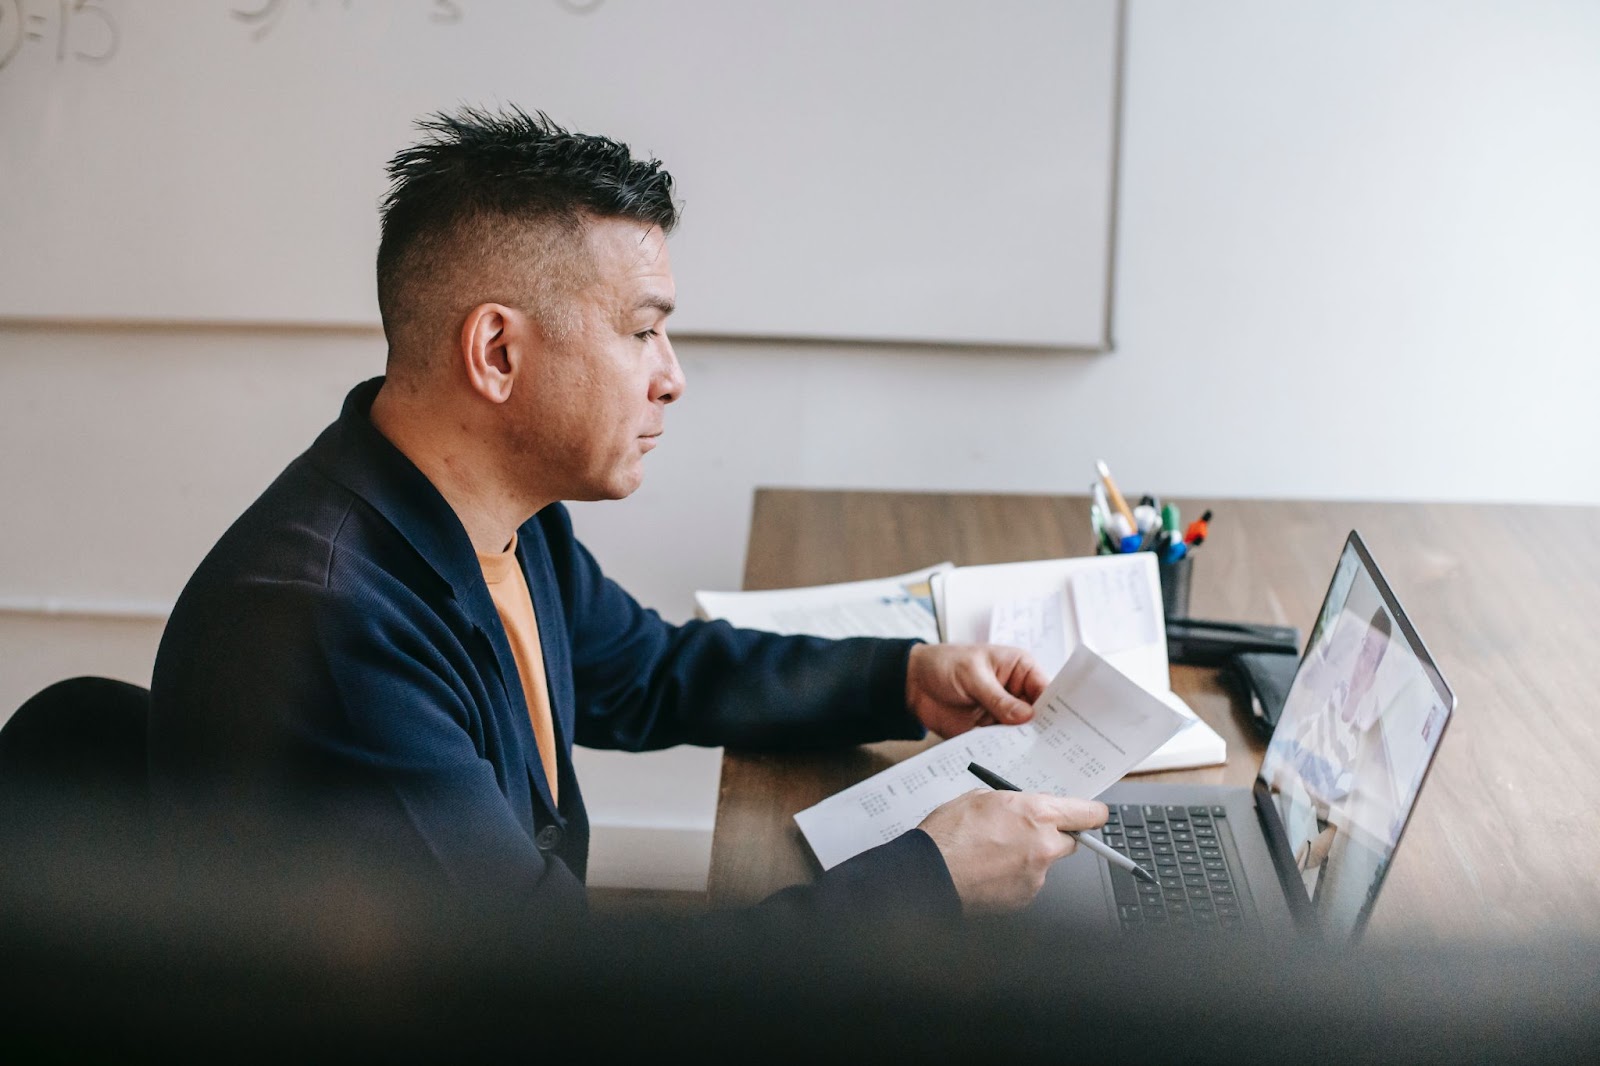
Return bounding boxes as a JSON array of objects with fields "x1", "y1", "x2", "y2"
[{"x1": 459, "y1": 303, "x2": 527, "y2": 404}]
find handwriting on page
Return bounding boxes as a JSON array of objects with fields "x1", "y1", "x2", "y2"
[
  {"x1": 1071, "y1": 565, "x2": 1160, "y2": 657},
  {"x1": 987, "y1": 587, "x2": 1070, "y2": 677}
]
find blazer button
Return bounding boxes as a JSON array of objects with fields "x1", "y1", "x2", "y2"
[{"x1": 535, "y1": 825, "x2": 563, "y2": 852}]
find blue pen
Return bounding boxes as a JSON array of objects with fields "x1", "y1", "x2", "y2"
[{"x1": 1163, "y1": 540, "x2": 1188, "y2": 564}]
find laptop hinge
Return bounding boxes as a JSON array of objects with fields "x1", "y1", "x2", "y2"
[{"x1": 1252, "y1": 778, "x2": 1321, "y2": 937}]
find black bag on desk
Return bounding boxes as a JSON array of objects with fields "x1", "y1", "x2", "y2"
[{"x1": 1220, "y1": 650, "x2": 1302, "y2": 739}]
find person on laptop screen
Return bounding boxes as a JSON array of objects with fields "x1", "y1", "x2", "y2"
[{"x1": 1261, "y1": 564, "x2": 1451, "y2": 938}]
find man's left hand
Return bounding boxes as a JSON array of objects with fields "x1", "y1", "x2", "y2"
[{"x1": 905, "y1": 643, "x2": 1049, "y2": 739}]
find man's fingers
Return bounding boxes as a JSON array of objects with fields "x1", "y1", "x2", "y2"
[
  {"x1": 1049, "y1": 797, "x2": 1110, "y2": 832},
  {"x1": 971, "y1": 667, "x2": 1036, "y2": 724},
  {"x1": 1002, "y1": 649, "x2": 1050, "y2": 703}
]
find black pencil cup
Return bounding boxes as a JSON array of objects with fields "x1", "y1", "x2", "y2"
[{"x1": 1158, "y1": 553, "x2": 1193, "y2": 619}]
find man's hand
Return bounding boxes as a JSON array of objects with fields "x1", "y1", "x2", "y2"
[
  {"x1": 905, "y1": 643, "x2": 1048, "y2": 739},
  {"x1": 918, "y1": 788, "x2": 1109, "y2": 913}
]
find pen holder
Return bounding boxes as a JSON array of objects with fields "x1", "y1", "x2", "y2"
[{"x1": 1158, "y1": 553, "x2": 1193, "y2": 619}]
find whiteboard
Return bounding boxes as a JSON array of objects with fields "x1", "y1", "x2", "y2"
[{"x1": 0, "y1": 0, "x2": 1122, "y2": 348}]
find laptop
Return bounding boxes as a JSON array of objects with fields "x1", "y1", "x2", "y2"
[{"x1": 1035, "y1": 531, "x2": 1456, "y2": 943}]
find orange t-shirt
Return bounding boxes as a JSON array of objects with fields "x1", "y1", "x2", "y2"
[{"x1": 477, "y1": 535, "x2": 558, "y2": 805}]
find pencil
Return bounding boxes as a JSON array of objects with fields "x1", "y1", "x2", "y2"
[
  {"x1": 967, "y1": 762, "x2": 1159, "y2": 885},
  {"x1": 1095, "y1": 460, "x2": 1139, "y2": 537}
]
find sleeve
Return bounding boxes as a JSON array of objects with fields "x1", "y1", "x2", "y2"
[
  {"x1": 755, "y1": 828, "x2": 962, "y2": 921},
  {"x1": 149, "y1": 570, "x2": 586, "y2": 922},
  {"x1": 539, "y1": 505, "x2": 927, "y2": 753}
]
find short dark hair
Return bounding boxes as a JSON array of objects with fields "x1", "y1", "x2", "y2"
[
  {"x1": 1367, "y1": 606, "x2": 1393, "y2": 643},
  {"x1": 375, "y1": 105, "x2": 678, "y2": 371}
]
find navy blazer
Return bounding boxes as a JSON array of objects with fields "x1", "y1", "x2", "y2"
[{"x1": 149, "y1": 378, "x2": 959, "y2": 922}]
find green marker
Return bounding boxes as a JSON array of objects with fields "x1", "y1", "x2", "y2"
[{"x1": 1159, "y1": 502, "x2": 1180, "y2": 556}]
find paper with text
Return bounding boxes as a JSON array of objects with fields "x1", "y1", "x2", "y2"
[
  {"x1": 793, "y1": 644, "x2": 1190, "y2": 870},
  {"x1": 694, "y1": 563, "x2": 950, "y2": 642}
]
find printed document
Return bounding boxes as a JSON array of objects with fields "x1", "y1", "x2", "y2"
[
  {"x1": 794, "y1": 644, "x2": 1190, "y2": 871},
  {"x1": 694, "y1": 562, "x2": 950, "y2": 642}
]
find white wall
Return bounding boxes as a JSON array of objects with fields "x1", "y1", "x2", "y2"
[{"x1": 4, "y1": 0, "x2": 1598, "y2": 890}]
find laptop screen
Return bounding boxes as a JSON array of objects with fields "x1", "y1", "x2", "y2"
[{"x1": 1257, "y1": 532, "x2": 1455, "y2": 941}]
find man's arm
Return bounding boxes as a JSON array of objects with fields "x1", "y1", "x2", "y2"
[
  {"x1": 537, "y1": 507, "x2": 1100, "y2": 918},
  {"x1": 542, "y1": 505, "x2": 925, "y2": 752}
]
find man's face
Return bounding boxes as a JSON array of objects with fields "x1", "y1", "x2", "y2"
[
  {"x1": 1341, "y1": 623, "x2": 1389, "y2": 725},
  {"x1": 512, "y1": 217, "x2": 682, "y2": 502}
]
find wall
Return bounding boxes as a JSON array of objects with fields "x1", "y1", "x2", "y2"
[{"x1": 3, "y1": 0, "x2": 1598, "y2": 890}]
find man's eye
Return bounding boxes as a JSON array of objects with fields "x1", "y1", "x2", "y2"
[{"x1": 634, "y1": 329, "x2": 659, "y2": 341}]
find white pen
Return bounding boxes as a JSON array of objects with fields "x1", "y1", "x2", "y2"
[{"x1": 967, "y1": 761, "x2": 1159, "y2": 885}]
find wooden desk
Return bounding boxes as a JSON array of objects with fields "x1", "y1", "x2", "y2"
[{"x1": 708, "y1": 489, "x2": 1600, "y2": 943}]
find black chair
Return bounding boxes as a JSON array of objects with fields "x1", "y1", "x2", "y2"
[{"x1": 0, "y1": 676, "x2": 152, "y2": 848}]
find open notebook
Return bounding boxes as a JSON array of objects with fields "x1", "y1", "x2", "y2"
[{"x1": 929, "y1": 552, "x2": 1225, "y2": 773}]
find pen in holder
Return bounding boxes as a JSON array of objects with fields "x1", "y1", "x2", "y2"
[{"x1": 1158, "y1": 552, "x2": 1193, "y2": 619}]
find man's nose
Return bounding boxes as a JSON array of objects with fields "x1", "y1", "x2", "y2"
[{"x1": 653, "y1": 335, "x2": 685, "y2": 404}]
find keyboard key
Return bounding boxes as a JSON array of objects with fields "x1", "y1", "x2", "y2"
[
  {"x1": 1143, "y1": 805, "x2": 1166, "y2": 822},
  {"x1": 1119, "y1": 805, "x2": 1144, "y2": 826},
  {"x1": 1211, "y1": 806, "x2": 1227, "y2": 817}
]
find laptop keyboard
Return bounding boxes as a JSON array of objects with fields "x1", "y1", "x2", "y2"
[{"x1": 1101, "y1": 804, "x2": 1249, "y2": 935}]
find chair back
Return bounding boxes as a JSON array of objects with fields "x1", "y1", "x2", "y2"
[{"x1": 0, "y1": 676, "x2": 152, "y2": 844}]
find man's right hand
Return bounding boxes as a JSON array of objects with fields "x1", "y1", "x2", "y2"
[{"x1": 917, "y1": 788, "x2": 1109, "y2": 914}]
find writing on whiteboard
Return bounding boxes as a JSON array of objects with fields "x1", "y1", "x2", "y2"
[
  {"x1": 0, "y1": 0, "x2": 117, "y2": 72},
  {"x1": 230, "y1": 0, "x2": 604, "y2": 43}
]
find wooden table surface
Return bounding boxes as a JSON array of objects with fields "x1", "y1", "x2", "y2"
[{"x1": 708, "y1": 489, "x2": 1600, "y2": 944}]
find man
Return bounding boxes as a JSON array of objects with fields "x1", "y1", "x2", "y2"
[
  {"x1": 1268, "y1": 606, "x2": 1392, "y2": 896},
  {"x1": 149, "y1": 106, "x2": 1106, "y2": 923}
]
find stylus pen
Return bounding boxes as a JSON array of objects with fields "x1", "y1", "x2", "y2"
[{"x1": 966, "y1": 762, "x2": 1159, "y2": 885}]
